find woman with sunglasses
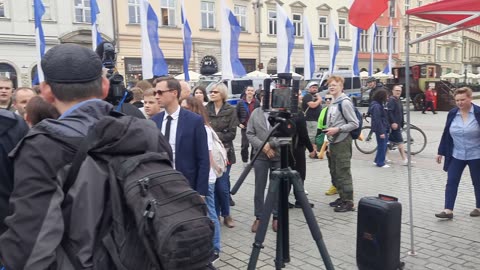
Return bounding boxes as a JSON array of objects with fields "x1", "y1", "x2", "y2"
[{"x1": 206, "y1": 83, "x2": 238, "y2": 229}]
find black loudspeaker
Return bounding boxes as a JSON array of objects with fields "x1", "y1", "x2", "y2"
[{"x1": 357, "y1": 195, "x2": 404, "y2": 270}]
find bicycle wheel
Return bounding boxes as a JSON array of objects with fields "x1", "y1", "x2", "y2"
[
  {"x1": 402, "y1": 125, "x2": 427, "y2": 155},
  {"x1": 354, "y1": 126, "x2": 377, "y2": 154}
]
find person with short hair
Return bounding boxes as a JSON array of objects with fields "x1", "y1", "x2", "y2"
[
  {"x1": 387, "y1": 85, "x2": 409, "y2": 164},
  {"x1": 236, "y1": 85, "x2": 259, "y2": 167},
  {"x1": 129, "y1": 86, "x2": 144, "y2": 108},
  {"x1": 324, "y1": 75, "x2": 359, "y2": 212},
  {"x1": 302, "y1": 82, "x2": 323, "y2": 147},
  {"x1": 179, "y1": 80, "x2": 192, "y2": 100},
  {"x1": 436, "y1": 87, "x2": 480, "y2": 219},
  {"x1": 206, "y1": 83, "x2": 238, "y2": 229},
  {"x1": 13, "y1": 87, "x2": 37, "y2": 118},
  {"x1": 151, "y1": 77, "x2": 210, "y2": 197},
  {"x1": 422, "y1": 85, "x2": 437, "y2": 114},
  {"x1": 142, "y1": 88, "x2": 161, "y2": 119},
  {"x1": 24, "y1": 95, "x2": 60, "y2": 127},
  {"x1": 0, "y1": 77, "x2": 15, "y2": 111},
  {"x1": 0, "y1": 43, "x2": 170, "y2": 269}
]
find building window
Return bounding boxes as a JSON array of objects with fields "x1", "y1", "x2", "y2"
[
  {"x1": 268, "y1": 10, "x2": 276, "y2": 35},
  {"x1": 416, "y1": 33, "x2": 421, "y2": 53},
  {"x1": 427, "y1": 39, "x2": 432, "y2": 55},
  {"x1": 417, "y1": 0, "x2": 422, "y2": 7},
  {"x1": 0, "y1": 0, "x2": 6, "y2": 18},
  {"x1": 160, "y1": 0, "x2": 175, "y2": 26},
  {"x1": 445, "y1": 47, "x2": 451, "y2": 62},
  {"x1": 436, "y1": 46, "x2": 441, "y2": 61},
  {"x1": 32, "y1": 0, "x2": 52, "y2": 20},
  {"x1": 74, "y1": 0, "x2": 91, "y2": 23},
  {"x1": 201, "y1": 1, "x2": 215, "y2": 29},
  {"x1": 454, "y1": 48, "x2": 459, "y2": 62},
  {"x1": 293, "y1": 13, "x2": 302, "y2": 37},
  {"x1": 338, "y1": 18, "x2": 347, "y2": 40},
  {"x1": 375, "y1": 29, "x2": 383, "y2": 52},
  {"x1": 319, "y1": 16, "x2": 327, "y2": 38},
  {"x1": 128, "y1": 0, "x2": 140, "y2": 24},
  {"x1": 360, "y1": 29, "x2": 368, "y2": 52},
  {"x1": 234, "y1": 5, "x2": 247, "y2": 31}
]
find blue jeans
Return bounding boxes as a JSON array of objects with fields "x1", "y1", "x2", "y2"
[
  {"x1": 206, "y1": 183, "x2": 221, "y2": 252},
  {"x1": 374, "y1": 133, "x2": 388, "y2": 167},
  {"x1": 215, "y1": 165, "x2": 231, "y2": 217},
  {"x1": 445, "y1": 158, "x2": 480, "y2": 210}
]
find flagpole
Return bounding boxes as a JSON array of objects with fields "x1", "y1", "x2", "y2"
[{"x1": 404, "y1": 13, "x2": 417, "y2": 257}]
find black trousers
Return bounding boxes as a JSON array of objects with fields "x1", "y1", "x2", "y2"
[
  {"x1": 422, "y1": 101, "x2": 435, "y2": 113},
  {"x1": 288, "y1": 146, "x2": 307, "y2": 202},
  {"x1": 240, "y1": 128, "x2": 253, "y2": 163}
]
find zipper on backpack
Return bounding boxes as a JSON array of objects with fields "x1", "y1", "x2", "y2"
[
  {"x1": 143, "y1": 199, "x2": 157, "y2": 219},
  {"x1": 138, "y1": 177, "x2": 150, "y2": 197}
]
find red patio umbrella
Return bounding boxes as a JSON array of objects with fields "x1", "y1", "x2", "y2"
[{"x1": 406, "y1": 0, "x2": 480, "y2": 27}]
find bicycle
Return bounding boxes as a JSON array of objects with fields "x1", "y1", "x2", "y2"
[{"x1": 354, "y1": 113, "x2": 427, "y2": 155}]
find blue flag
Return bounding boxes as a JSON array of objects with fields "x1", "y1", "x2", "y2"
[
  {"x1": 91, "y1": 0, "x2": 103, "y2": 50},
  {"x1": 34, "y1": 0, "x2": 46, "y2": 82},
  {"x1": 181, "y1": 0, "x2": 192, "y2": 81},
  {"x1": 221, "y1": 0, "x2": 246, "y2": 80}
]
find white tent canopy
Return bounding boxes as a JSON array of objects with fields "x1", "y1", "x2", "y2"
[
  {"x1": 359, "y1": 71, "x2": 369, "y2": 78},
  {"x1": 373, "y1": 71, "x2": 392, "y2": 79},
  {"x1": 441, "y1": 72, "x2": 462, "y2": 79},
  {"x1": 174, "y1": 71, "x2": 202, "y2": 81},
  {"x1": 245, "y1": 70, "x2": 270, "y2": 78}
]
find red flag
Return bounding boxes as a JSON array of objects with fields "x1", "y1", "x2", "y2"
[{"x1": 349, "y1": 0, "x2": 389, "y2": 30}]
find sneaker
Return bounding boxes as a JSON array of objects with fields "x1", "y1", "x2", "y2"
[
  {"x1": 380, "y1": 164, "x2": 390, "y2": 168},
  {"x1": 211, "y1": 251, "x2": 220, "y2": 264},
  {"x1": 403, "y1": 159, "x2": 416, "y2": 166},
  {"x1": 304, "y1": 189, "x2": 309, "y2": 195},
  {"x1": 329, "y1": 198, "x2": 342, "y2": 207},
  {"x1": 470, "y1": 209, "x2": 480, "y2": 217},
  {"x1": 385, "y1": 159, "x2": 392, "y2": 164},
  {"x1": 334, "y1": 201, "x2": 355, "y2": 212},
  {"x1": 372, "y1": 162, "x2": 377, "y2": 166},
  {"x1": 325, "y1": 185, "x2": 338, "y2": 195}
]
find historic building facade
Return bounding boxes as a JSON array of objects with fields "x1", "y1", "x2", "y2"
[
  {"x1": 114, "y1": 0, "x2": 260, "y2": 83},
  {"x1": 0, "y1": 0, "x2": 114, "y2": 87}
]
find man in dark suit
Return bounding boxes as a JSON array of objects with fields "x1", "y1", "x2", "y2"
[{"x1": 151, "y1": 77, "x2": 209, "y2": 196}]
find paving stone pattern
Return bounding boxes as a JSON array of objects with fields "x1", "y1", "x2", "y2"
[{"x1": 215, "y1": 104, "x2": 480, "y2": 270}]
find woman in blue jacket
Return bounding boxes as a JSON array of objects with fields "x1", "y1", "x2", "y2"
[
  {"x1": 436, "y1": 87, "x2": 480, "y2": 219},
  {"x1": 370, "y1": 89, "x2": 390, "y2": 168}
]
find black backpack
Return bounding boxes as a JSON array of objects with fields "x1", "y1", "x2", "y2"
[
  {"x1": 62, "y1": 115, "x2": 214, "y2": 270},
  {"x1": 338, "y1": 99, "x2": 363, "y2": 140}
]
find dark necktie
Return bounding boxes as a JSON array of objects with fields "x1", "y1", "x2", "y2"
[{"x1": 164, "y1": 115, "x2": 173, "y2": 142}]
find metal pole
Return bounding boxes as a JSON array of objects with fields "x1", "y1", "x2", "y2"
[{"x1": 404, "y1": 14, "x2": 416, "y2": 256}]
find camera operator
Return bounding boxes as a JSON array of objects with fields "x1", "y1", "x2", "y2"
[
  {"x1": 96, "y1": 42, "x2": 145, "y2": 119},
  {"x1": 302, "y1": 82, "x2": 322, "y2": 148}
]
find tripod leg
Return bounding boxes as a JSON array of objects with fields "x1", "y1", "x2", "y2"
[
  {"x1": 279, "y1": 171, "x2": 290, "y2": 263},
  {"x1": 248, "y1": 174, "x2": 281, "y2": 270},
  {"x1": 291, "y1": 171, "x2": 336, "y2": 270}
]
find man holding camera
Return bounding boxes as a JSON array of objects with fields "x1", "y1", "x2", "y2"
[{"x1": 302, "y1": 82, "x2": 323, "y2": 147}]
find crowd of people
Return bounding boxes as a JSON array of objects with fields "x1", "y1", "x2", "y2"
[{"x1": 1, "y1": 44, "x2": 479, "y2": 269}]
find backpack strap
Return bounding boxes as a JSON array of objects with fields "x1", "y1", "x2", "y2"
[
  {"x1": 114, "y1": 152, "x2": 172, "y2": 179},
  {"x1": 337, "y1": 100, "x2": 347, "y2": 124}
]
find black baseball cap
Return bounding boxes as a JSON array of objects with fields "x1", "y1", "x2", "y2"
[
  {"x1": 366, "y1": 76, "x2": 376, "y2": 83},
  {"x1": 41, "y1": 44, "x2": 103, "y2": 83}
]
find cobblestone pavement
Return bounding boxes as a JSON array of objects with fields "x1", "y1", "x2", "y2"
[{"x1": 214, "y1": 102, "x2": 480, "y2": 270}]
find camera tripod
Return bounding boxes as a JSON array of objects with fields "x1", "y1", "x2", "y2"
[{"x1": 231, "y1": 121, "x2": 334, "y2": 270}]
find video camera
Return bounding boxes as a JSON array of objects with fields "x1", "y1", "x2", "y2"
[
  {"x1": 95, "y1": 41, "x2": 132, "y2": 105},
  {"x1": 262, "y1": 73, "x2": 300, "y2": 137}
]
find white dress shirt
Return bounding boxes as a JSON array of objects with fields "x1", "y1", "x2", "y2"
[{"x1": 161, "y1": 105, "x2": 181, "y2": 167}]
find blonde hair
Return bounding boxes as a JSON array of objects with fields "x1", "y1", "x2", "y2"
[
  {"x1": 213, "y1": 83, "x2": 228, "y2": 102},
  {"x1": 130, "y1": 87, "x2": 143, "y2": 101},
  {"x1": 143, "y1": 88, "x2": 156, "y2": 97},
  {"x1": 454, "y1": 87, "x2": 473, "y2": 98}
]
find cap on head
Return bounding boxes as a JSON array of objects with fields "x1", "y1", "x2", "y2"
[
  {"x1": 41, "y1": 44, "x2": 103, "y2": 84},
  {"x1": 366, "y1": 77, "x2": 376, "y2": 83},
  {"x1": 309, "y1": 82, "x2": 319, "y2": 87}
]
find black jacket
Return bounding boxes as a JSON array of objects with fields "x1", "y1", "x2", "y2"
[
  {"x1": 370, "y1": 101, "x2": 389, "y2": 134},
  {"x1": 0, "y1": 110, "x2": 28, "y2": 234},
  {"x1": 0, "y1": 100, "x2": 170, "y2": 269},
  {"x1": 387, "y1": 96, "x2": 404, "y2": 127},
  {"x1": 206, "y1": 102, "x2": 238, "y2": 164},
  {"x1": 236, "y1": 98, "x2": 259, "y2": 126},
  {"x1": 292, "y1": 112, "x2": 314, "y2": 152}
]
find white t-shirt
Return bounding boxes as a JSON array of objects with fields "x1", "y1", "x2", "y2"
[{"x1": 205, "y1": 125, "x2": 217, "y2": 183}]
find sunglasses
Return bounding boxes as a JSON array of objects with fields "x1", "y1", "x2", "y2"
[
  {"x1": 209, "y1": 90, "x2": 220, "y2": 94},
  {"x1": 324, "y1": 98, "x2": 333, "y2": 101},
  {"x1": 155, "y1": 89, "x2": 175, "y2": 95}
]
